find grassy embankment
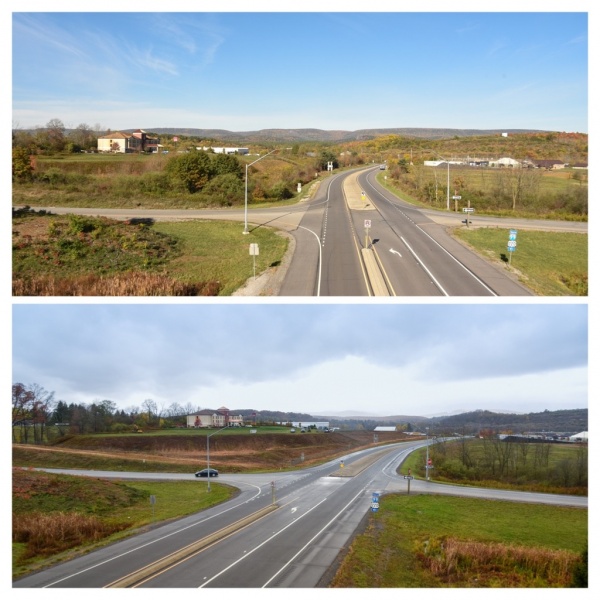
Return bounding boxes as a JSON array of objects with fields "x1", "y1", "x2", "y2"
[
  {"x1": 452, "y1": 228, "x2": 587, "y2": 296},
  {"x1": 12, "y1": 210, "x2": 288, "y2": 296},
  {"x1": 329, "y1": 495, "x2": 587, "y2": 588},
  {"x1": 12, "y1": 468, "x2": 235, "y2": 579}
]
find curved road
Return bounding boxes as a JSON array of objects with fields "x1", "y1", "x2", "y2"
[
  {"x1": 14, "y1": 441, "x2": 587, "y2": 588},
  {"x1": 20, "y1": 167, "x2": 586, "y2": 296}
]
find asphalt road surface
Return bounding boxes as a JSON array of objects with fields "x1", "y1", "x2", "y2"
[{"x1": 14, "y1": 441, "x2": 587, "y2": 588}]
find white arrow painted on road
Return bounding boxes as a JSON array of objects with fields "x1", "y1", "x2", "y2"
[
  {"x1": 390, "y1": 248, "x2": 402, "y2": 258},
  {"x1": 291, "y1": 507, "x2": 297, "y2": 513}
]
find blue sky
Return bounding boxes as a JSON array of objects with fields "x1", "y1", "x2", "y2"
[
  {"x1": 11, "y1": 3, "x2": 589, "y2": 133},
  {"x1": 12, "y1": 303, "x2": 588, "y2": 417}
]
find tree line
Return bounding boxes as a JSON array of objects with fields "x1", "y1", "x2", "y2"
[
  {"x1": 12, "y1": 382, "x2": 202, "y2": 442},
  {"x1": 13, "y1": 119, "x2": 103, "y2": 154},
  {"x1": 428, "y1": 436, "x2": 588, "y2": 491}
]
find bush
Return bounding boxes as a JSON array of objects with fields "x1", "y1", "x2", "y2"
[
  {"x1": 201, "y1": 173, "x2": 245, "y2": 206},
  {"x1": 571, "y1": 548, "x2": 588, "y2": 587},
  {"x1": 12, "y1": 147, "x2": 33, "y2": 182},
  {"x1": 165, "y1": 151, "x2": 215, "y2": 193},
  {"x1": 68, "y1": 214, "x2": 100, "y2": 234},
  {"x1": 35, "y1": 168, "x2": 69, "y2": 185},
  {"x1": 268, "y1": 182, "x2": 293, "y2": 200}
]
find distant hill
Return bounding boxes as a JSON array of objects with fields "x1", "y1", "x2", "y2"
[
  {"x1": 244, "y1": 408, "x2": 587, "y2": 435},
  {"x1": 136, "y1": 127, "x2": 547, "y2": 143},
  {"x1": 430, "y1": 408, "x2": 587, "y2": 434}
]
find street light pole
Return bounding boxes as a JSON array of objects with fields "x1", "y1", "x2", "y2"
[
  {"x1": 244, "y1": 148, "x2": 277, "y2": 234},
  {"x1": 206, "y1": 424, "x2": 230, "y2": 491},
  {"x1": 425, "y1": 428, "x2": 430, "y2": 481},
  {"x1": 446, "y1": 161, "x2": 450, "y2": 211},
  {"x1": 426, "y1": 150, "x2": 451, "y2": 210}
]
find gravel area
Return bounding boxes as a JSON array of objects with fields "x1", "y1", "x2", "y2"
[{"x1": 232, "y1": 231, "x2": 296, "y2": 296}]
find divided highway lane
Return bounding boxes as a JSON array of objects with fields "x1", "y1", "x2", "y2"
[
  {"x1": 279, "y1": 169, "x2": 369, "y2": 296},
  {"x1": 354, "y1": 169, "x2": 532, "y2": 296},
  {"x1": 135, "y1": 444, "x2": 417, "y2": 588},
  {"x1": 15, "y1": 440, "x2": 587, "y2": 589}
]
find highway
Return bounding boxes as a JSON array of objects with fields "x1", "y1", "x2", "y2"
[
  {"x1": 281, "y1": 167, "x2": 537, "y2": 296},
  {"x1": 19, "y1": 166, "x2": 587, "y2": 297},
  {"x1": 14, "y1": 441, "x2": 587, "y2": 589}
]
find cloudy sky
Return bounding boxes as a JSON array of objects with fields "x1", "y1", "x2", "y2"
[
  {"x1": 11, "y1": 2, "x2": 589, "y2": 132},
  {"x1": 12, "y1": 303, "x2": 587, "y2": 417}
]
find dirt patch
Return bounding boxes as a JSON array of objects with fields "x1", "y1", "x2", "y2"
[
  {"x1": 13, "y1": 217, "x2": 51, "y2": 241},
  {"x1": 42, "y1": 431, "x2": 414, "y2": 471}
]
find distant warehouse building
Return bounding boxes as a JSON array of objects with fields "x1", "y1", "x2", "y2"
[
  {"x1": 280, "y1": 421, "x2": 330, "y2": 430},
  {"x1": 199, "y1": 146, "x2": 249, "y2": 155}
]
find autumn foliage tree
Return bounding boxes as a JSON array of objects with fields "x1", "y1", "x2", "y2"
[
  {"x1": 12, "y1": 147, "x2": 33, "y2": 182},
  {"x1": 12, "y1": 383, "x2": 56, "y2": 444}
]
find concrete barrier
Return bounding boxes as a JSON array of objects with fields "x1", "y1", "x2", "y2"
[
  {"x1": 343, "y1": 171, "x2": 376, "y2": 211},
  {"x1": 361, "y1": 248, "x2": 390, "y2": 296}
]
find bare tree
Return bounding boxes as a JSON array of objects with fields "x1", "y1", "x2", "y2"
[
  {"x1": 141, "y1": 398, "x2": 158, "y2": 426},
  {"x1": 498, "y1": 167, "x2": 542, "y2": 210}
]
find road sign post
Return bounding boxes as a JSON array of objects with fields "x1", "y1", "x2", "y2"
[
  {"x1": 371, "y1": 492, "x2": 380, "y2": 512},
  {"x1": 507, "y1": 229, "x2": 518, "y2": 264},
  {"x1": 403, "y1": 474, "x2": 413, "y2": 494},
  {"x1": 364, "y1": 219, "x2": 371, "y2": 249},
  {"x1": 452, "y1": 194, "x2": 462, "y2": 212},
  {"x1": 249, "y1": 243, "x2": 259, "y2": 278}
]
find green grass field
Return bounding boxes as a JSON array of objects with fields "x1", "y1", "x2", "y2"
[
  {"x1": 329, "y1": 495, "x2": 587, "y2": 587},
  {"x1": 453, "y1": 228, "x2": 587, "y2": 295},
  {"x1": 152, "y1": 221, "x2": 288, "y2": 295}
]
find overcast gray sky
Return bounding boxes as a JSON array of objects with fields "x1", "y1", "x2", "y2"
[{"x1": 12, "y1": 303, "x2": 587, "y2": 417}]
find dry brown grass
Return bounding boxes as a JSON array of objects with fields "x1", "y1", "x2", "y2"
[
  {"x1": 419, "y1": 536, "x2": 580, "y2": 586},
  {"x1": 12, "y1": 272, "x2": 220, "y2": 296},
  {"x1": 13, "y1": 512, "x2": 129, "y2": 560}
]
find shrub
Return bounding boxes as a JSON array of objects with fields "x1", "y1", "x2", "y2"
[
  {"x1": 12, "y1": 147, "x2": 33, "y2": 182},
  {"x1": 268, "y1": 182, "x2": 293, "y2": 200},
  {"x1": 35, "y1": 168, "x2": 69, "y2": 185},
  {"x1": 165, "y1": 151, "x2": 215, "y2": 193},
  {"x1": 202, "y1": 173, "x2": 245, "y2": 206},
  {"x1": 571, "y1": 547, "x2": 588, "y2": 587}
]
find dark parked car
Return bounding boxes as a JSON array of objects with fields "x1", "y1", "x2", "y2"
[{"x1": 195, "y1": 468, "x2": 219, "y2": 478}]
